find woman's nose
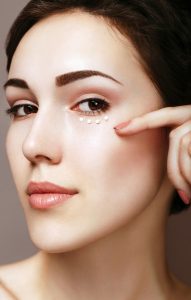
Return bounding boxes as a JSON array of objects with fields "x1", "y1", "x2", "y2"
[{"x1": 22, "y1": 112, "x2": 63, "y2": 165}]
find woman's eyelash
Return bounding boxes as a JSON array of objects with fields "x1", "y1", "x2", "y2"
[
  {"x1": 72, "y1": 98, "x2": 110, "y2": 116},
  {"x1": 5, "y1": 98, "x2": 110, "y2": 119},
  {"x1": 6, "y1": 104, "x2": 38, "y2": 118}
]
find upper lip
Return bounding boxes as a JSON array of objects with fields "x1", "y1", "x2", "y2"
[{"x1": 27, "y1": 181, "x2": 78, "y2": 196}]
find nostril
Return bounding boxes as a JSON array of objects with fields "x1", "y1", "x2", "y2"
[
  {"x1": 22, "y1": 139, "x2": 62, "y2": 165},
  {"x1": 22, "y1": 121, "x2": 62, "y2": 165},
  {"x1": 34, "y1": 155, "x2": 52, "y2": 163}
]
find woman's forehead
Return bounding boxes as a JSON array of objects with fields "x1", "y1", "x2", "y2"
[
  {"x1": 10, "y1": 11, "x2": 140, "y2": 71},
  {"x1": 8, "y1": 10, "x2": 152, "y2": 102}
]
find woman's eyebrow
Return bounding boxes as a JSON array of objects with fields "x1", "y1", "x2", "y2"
[
  {"x1": 56, "y1": 70, "x2": 123, "y2": 86},
  {"x1": 3, "y1": 78, "x2": 29, "y2": 90},
  {"x1": 3, "y1": 70, "x2": 122, "y2": 90}
]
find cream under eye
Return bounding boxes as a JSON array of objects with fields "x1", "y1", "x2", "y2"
[
  {"x1": 6, "y1": 104, "x2": 38, "y2": 118},
  {"x1": 71, "y1": 98, "x2": 110, "y2": 116}
]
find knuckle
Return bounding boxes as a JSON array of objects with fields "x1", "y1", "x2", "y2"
[
  {"x1": 181, "y1": 135, "x2": 190, "y2": 148},
  {"x1": 187, "y1": 177, "x2": 191, "y2": 185},
  {"x1": 169, "y1": 129, "x2": 177, "y2": 139},
  {"x1": 188, "y1": 144, "x2": 191, "y2": 156},
  {"x1": 163, "y1": 106, "x2": 172, "y2": 112},
  {"x1": 167, "y1": 168, "x2": 176, "y2": 184}
]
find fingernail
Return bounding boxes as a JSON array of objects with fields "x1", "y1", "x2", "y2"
[
  {"x1": 114, "y1": 120, "x2": 132, "y2": 131},
  {"x1": 177, "y1": 190, "x2": 191, "y2": 205}
]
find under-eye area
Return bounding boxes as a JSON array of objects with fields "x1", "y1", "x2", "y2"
[{"x1": 79, "y1": 115, "x2": 109, "y2": 125}]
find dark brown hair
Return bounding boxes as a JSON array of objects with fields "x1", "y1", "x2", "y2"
[{"x1": 5, "y1": 0, "x2": 191, "y2": 214}]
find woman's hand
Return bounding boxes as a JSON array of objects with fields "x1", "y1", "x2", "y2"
[{"x1": 114, "y1": 105, "x2": 191, "y2": 204}]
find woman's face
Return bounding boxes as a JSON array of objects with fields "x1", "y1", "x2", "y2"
[{"x1": 5, "y1": 12, "x2": 169, "y2": 252}]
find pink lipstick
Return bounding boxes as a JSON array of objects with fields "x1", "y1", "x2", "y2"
[{"x1": 27, "y1": 181, "x2": 78, "y2": 209}]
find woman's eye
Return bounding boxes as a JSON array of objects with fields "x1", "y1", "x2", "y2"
[
  {"x1": 6, "y1": 104, "x2": 38, "y2": 119},
  {"x1": 72, "y1": 98, "x2": 110, "y2": 116}
]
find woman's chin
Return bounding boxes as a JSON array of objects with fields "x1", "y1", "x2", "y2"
[{"x1": 29, "y1": 227, "x2": 102, "y2": 254}]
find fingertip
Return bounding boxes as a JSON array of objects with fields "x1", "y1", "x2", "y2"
[
  {"x1": 113, "y1": 120, "x2": 132, "y2": 131},
  {"x1": 177, "y1": 190, "x2": 191, "y2": 205}
]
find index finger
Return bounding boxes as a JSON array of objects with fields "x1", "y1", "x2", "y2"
[{"x1": 115, "y1": 105, "x2": 191, "y2": 134}]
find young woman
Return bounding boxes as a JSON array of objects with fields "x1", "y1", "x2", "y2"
[{"x1": 0, "y1": 0, "x2": 191, "y2": 299}]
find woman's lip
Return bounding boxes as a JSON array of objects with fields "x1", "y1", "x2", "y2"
[
  {"x1": 28, "y1": 193, "x2": 75, "y2": 209},
  {"x1": 27, "y1": 181, "x2": 78, "y2": 195}
]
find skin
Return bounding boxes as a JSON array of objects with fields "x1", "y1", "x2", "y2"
[
  {"x1": 1, "y1": 11, "x2": 191, "y2": 300},
  {"x1": 115, "y1": 107, "x2": 191, "y2": 200}
]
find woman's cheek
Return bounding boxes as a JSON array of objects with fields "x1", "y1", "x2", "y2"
[
  {"x1": 6, "y1": 125, "x2": 30, "y2": 195},
  {"x1": 73, "y1": 127, "x2": 168, "y2": 208}
]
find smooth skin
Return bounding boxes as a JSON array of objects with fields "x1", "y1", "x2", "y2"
[
  {"x1": 1, "y1": 11, "x2": 191, "y2": 300},
  {"x1": 115, "y1": 106, "x2": 191, "y2": 202}
]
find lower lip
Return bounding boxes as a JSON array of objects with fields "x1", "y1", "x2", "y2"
[{"x1": 28, "y1": 193, "x2": 76, "y2": 209}]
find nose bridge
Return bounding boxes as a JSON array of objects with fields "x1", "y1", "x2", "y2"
[{"x1": 22, "y1": 105, "x2": 62, "y2": 163}]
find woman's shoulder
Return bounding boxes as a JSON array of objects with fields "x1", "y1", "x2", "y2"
[
  {"x1": 0, "y1": 276, "x2": 19, "y2": 300},
  {"x1": 0, "y1": 255, "x2": 36, "y2": 283},
  {"x1": 0, "y1": 254, "x2": 39, "y2": 300}
]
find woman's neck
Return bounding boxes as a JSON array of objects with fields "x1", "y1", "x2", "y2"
[{"x1": 36, "y1": 202, "x2": 172, "y2": 300}]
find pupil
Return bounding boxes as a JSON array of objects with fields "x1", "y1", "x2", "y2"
[
  {"x1": 89, "y1": 99, "x2": 103, "y2": 111},
  {"x1": 24, "y1": 105, "x2": 36, "y2": 114}
]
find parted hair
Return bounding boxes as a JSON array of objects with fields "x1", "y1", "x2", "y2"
[{"x1": 5, "y1": 0, "x2": 191, "y2": 213}]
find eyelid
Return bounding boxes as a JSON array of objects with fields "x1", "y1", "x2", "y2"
[
  {"x1": 70, "y1": 92, "x2": 111, "y2": 105},
  {"x1": 5, "y1": 86, "x2": 35, "y2": 100},
  {"x1": 11, "y1": 102, "x2": 38, "y2": 109},
  {"x1": 70, "y1": 96, "x2": 109, "y2": 107},
  {"x1": 6, "y1": 96, "x2": 38, "y2": 108},
  {"x1": 74, "y1": 96, "x2": 108, "y2": 105}
]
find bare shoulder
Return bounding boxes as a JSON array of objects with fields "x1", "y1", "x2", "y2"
[
  {"x1": 0, "y1": 280, "x2": 17, "y2": 300},
  {"x1": 0, "y1": 254, "x2": 37, "y2": 284},
  {"x1": 0, "y1": 253, "x2": 40, "y2": 300}
]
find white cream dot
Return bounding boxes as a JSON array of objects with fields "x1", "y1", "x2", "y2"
[
  {"x1": 64, "y1": 106, "x2": 69, "y2": 111},
  {"x1": 79, "y1": 117, "x2": 84, "y2": 122},
  {"x1": 87, "y1": 119, "x2": 92, "y2": 124},
  {"x1": 104, "y1": 116, "x2": 109, "y2": 121},
  {"x1": 95, "y1": 119, "x2": 101, "y2": 124}
]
